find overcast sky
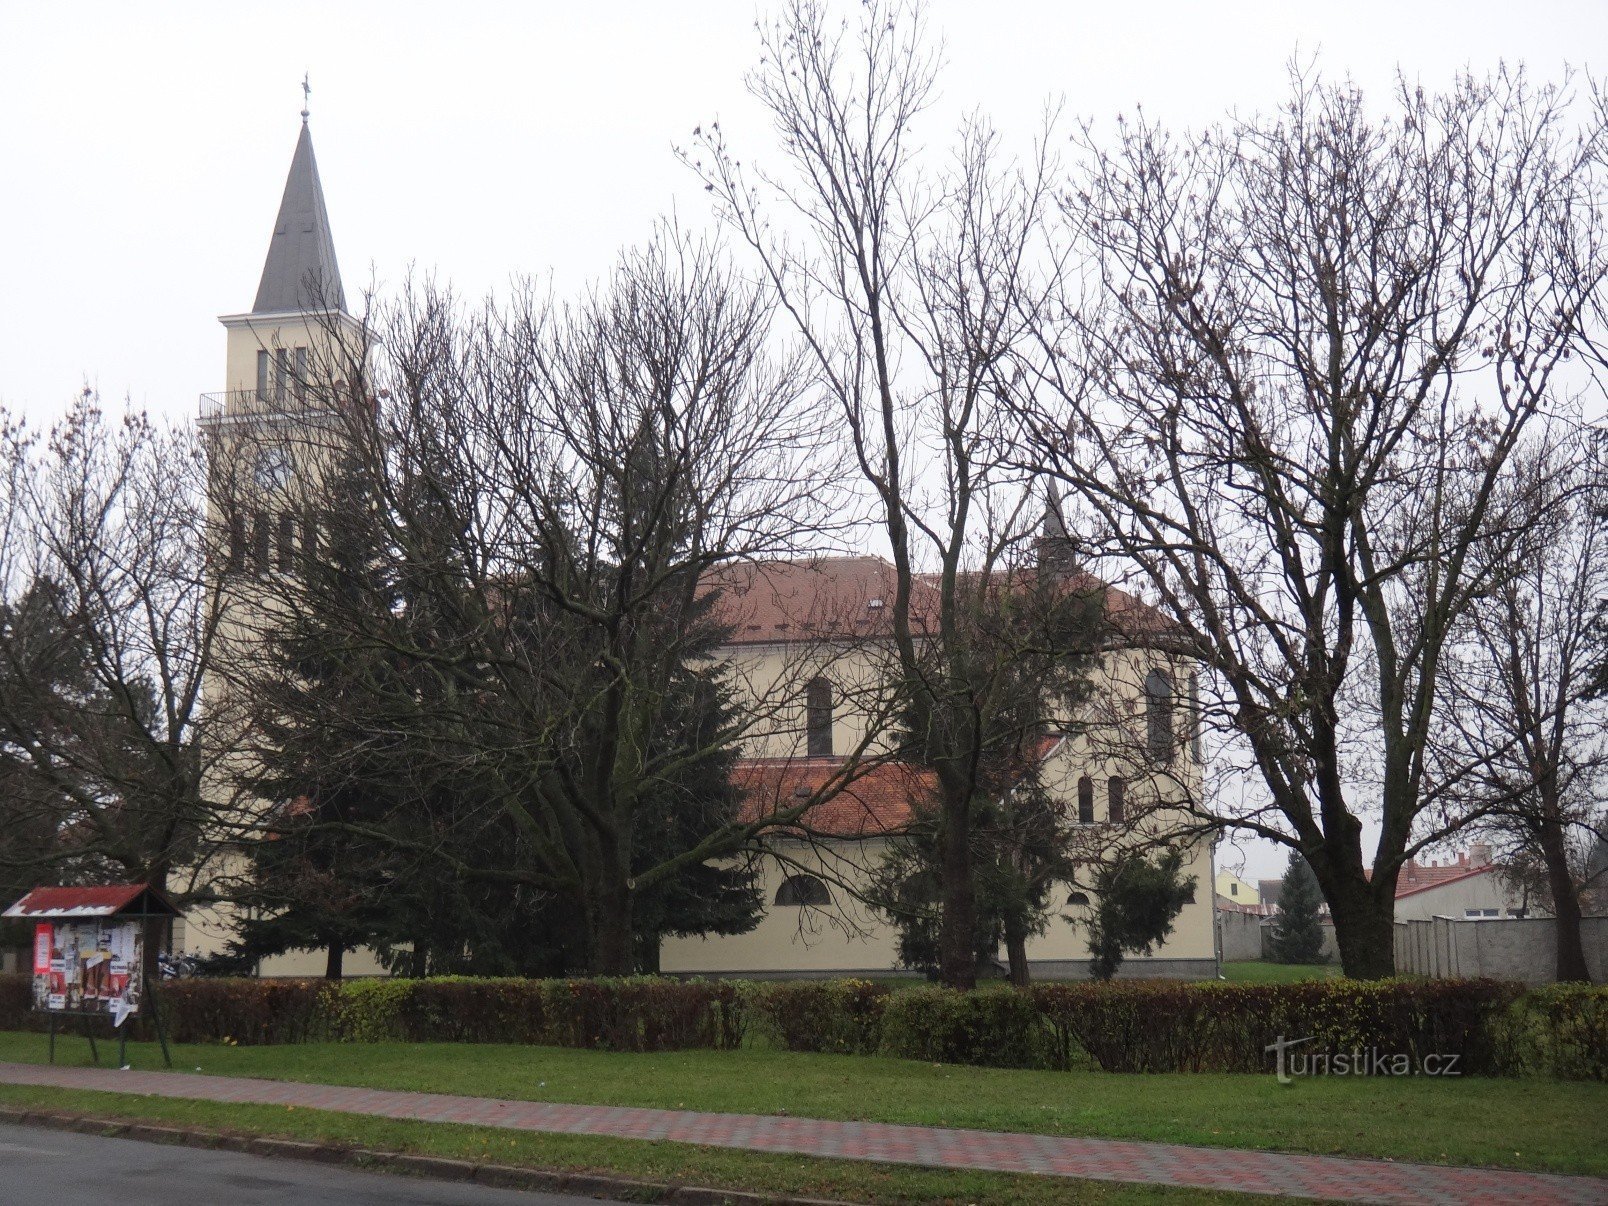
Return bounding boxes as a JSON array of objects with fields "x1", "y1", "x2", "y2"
[{"x1": 3, "y1": 0, "x2": 1600, "y2": 880}]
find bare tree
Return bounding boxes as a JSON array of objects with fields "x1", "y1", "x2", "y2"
[
  {"x1": 1433, "y1": 428, "x2": 1608, "y2": 981},
  {"x1": 1021, "y1": 68, "x2": 1608, "y2": 976},
  {"x1": 685, "y1": 0, "x2": 1099, "y2": 988},
  {"x1": 0, "y1": 392, "x2": 227, "y2": 936}
]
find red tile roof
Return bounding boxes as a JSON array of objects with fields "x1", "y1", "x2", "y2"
[
  {"x1": 735, "y1": 758, "x2": 933, "y2": 837},
  {"x1": 735, "y1": 736, "x2": 1063, "y2": 839},
  {"x1": 704, "y1": 555, "x2": 1169, "y2": 647},
  {"x1": 705, "y1": 557, "x2": 920, "y2": 645}
]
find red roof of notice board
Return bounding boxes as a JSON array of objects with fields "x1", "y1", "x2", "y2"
[{"x1": 2, "y1": 884, "x2": 181, "y2": 920}]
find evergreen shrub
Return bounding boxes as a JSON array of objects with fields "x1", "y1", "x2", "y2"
[
  {"x1": 743, "y1": 979, "x2": 889, "y2": 1054},
  {"x1": 878, "y1": 985, "x2": 1047, "y2": 1068},
  {"x1": 1493, "y1": 983, "x2": 1608, "y2": 1080}
]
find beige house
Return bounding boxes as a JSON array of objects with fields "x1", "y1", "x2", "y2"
[
  {"x1": 1214, "y1": 870, "x2": 1259, "y2": 907},
  {"x1": 1392, "y1": 848, "x2": 1532, "y2": 922},
  {"x1": 187, "y1": 118, "x2": 1218, "y2": 981}
]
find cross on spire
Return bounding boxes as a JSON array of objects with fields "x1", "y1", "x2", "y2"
[{"x1": 300, "y1": 73, "x2": 311, "y2": 124}]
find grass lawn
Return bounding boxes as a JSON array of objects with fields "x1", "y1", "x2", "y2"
[
  {"x1": 0, "y1": 1082, "x2": 1245, "y2": 1206},
  {"x1": 1218, "y1": 961, "x2": 1339, "y2": 983},
  {"x1": 2, "y1": 1030, "x2": 1603, "y2": 1177}
]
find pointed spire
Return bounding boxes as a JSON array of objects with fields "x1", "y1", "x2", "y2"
[
  {"x1": 253, "y1": 120, "x2": 346, "y2": 314},
  {"x1": 1042, "y1": 477, "x2": 1071, "y2": 544},
  {"x1": 1037, "y1": 477, "x2": 1078, "y2": 579}
]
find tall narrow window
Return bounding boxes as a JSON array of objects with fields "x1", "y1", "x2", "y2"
[
  {"x1": 1077, "y1": 775, "x2": 1094, "y2": 824},
  {"x1": 805, "y1": 677, "x2": 834, "y2": 757},
  {"x1": 293, "y1": 346, "x2": 309, "y2": 401},
  {"x1": 301, "y1": 507, "x2": 320, "y2": 570},
  {"x1": 1107, "y1": 776, "x2": 1125, "y2": 823},
  {"x1": 1189, "y1": 673, "x2": 1203, "y2": 762},
  {"x1": 251, "y1": 510, "x2": 271, "y2": 574},
  {"x1": 228, "y1": 511, "x2": 247, "y2": 572},
  {"x1": 1146, "y1": 669, "x2": 1175, "y2": 763},
  {"x1": 255, "y1": 349, "x2": 270, "y2": 399},
  {"x1": 276, "y1": 512, "x2": 297, "y2": 573}
]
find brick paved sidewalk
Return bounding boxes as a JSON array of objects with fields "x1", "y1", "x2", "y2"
[{"x1": 2, "y1": 1061, "x2": 1603, "y2": 1205}]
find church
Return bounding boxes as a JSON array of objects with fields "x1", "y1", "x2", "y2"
[{"x1": 182, "y1": 116, "x2": 1221, "y2": 982}]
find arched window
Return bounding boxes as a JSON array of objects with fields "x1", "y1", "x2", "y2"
[
  {"x1": 1067, "y1": 891, "x2": 1090, "y2": 906},
  {"x1": 1077, "y1": 775, "x2": 1094, "y2": 824},
  {"x1": 775, "y1": 874, "x2": 832, "y2": 907},
  {"x1": 1146, "y1": 669, "x2": 1175, "y2": 763},
  {"x1": 1107, "y1": 776, "x2": 1125, "y2": 823},
  {"x1": 805, "y1": 677, "x2": 834, "y2": 757}
]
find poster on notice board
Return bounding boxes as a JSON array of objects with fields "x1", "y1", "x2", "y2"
[{"x1": 32, "y1": 920, "x2": 143, "y2": 1025}]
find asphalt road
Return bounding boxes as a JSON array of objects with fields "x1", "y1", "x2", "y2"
[{"x1": 0, "y1": 1122, "x2": 628, "y2": 1205}]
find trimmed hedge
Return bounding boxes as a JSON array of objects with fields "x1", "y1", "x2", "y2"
[
  {"x1": 1, "y1": 972, "x2": 1600, "y2": 1079},
  {"x1": 1031, "y1": 979, "x2": 1523, "y2": 1074},
  {"x1": 0, "y1": 974, "x2": 744, "y2": 1052},
  {"x1": 743, "y1": 979, "x2": 889, "y2": 1055},
  {"x1": 880, "y1": 986, "x2": 1047, "y2": 1068},
  {"x1": 1493, "y1": 983, "x2": 1608, "y2": 1081}
]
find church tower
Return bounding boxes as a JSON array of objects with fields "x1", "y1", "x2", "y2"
[{"x1": 186, "y1": 108, "x2": 377, "y2": 975}]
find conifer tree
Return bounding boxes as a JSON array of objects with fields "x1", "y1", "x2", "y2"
[
  {"x1": 1269, "y1": 850, "x2": 1327, "y2": 964},
  {"x1": 1085, "y1": 848, "x2": 1196, "y2": 980}
]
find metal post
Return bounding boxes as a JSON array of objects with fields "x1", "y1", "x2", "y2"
[
  {"x1": 47, "y1": 1014, "x2": 55, "y2": 1065},
  {"x1": 85, "y1": 1022, "x2": 99, "y2": 1066},
  {"x1": 144, "y1": 974, "x2": 172, "y2": 1068}
]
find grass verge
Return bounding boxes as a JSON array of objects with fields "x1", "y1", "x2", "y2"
[
  {"x1": 2, "y1": 1030, "x2": 1603, "y2": 1177},
  {"x1": 0, "y1": 1082, "x2": 1252, "y2": 1205},
  {"x1": 1217, "y1": 962, "x2": 1338, "y2": 983}
]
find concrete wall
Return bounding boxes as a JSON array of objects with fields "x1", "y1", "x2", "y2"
[
  {"x1": 1216, "y1": 910, "x2": 1340, "y2": 964},
  {"x1": 1217, "y1": 910, "x2": 1265, "y2": 962},
  {"x1": 1394, "y1": 916, "x2": 1607, "y2": 985}
]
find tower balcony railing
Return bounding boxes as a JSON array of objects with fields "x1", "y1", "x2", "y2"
[{"x1": 197, "y1": 387, "x2": 366, "y2": 427}]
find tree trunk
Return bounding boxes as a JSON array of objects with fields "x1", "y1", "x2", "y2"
[
  {"x1": 938, "y1": 794, "x2": 978, "y2": 990},
  {"x1": 324, "y1": 942, "x2": 344, "y2": 981},
  {"x1": 1536, "y1": 816, "x2": 1590, "y2": 983},
  {"x1": 1325, "y1": 878, "x2": 1397, "y2": 979},
  {"x1": 1004, "y1": 919, "x2": 1031, "y2": 987},
  {"x1": 637, "y1": 932, "x2": 661, "y2": 975},
  {"x1": 407, "y1": 945, "x2": 427, "y2": 978},
  {"x1": 589, "y1": 866, "x2": 635, "y2": 976}
]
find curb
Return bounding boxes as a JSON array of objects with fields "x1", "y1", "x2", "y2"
[{"x1": 0, "y1": 1105, "x2": 849, "y2": 1205}]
